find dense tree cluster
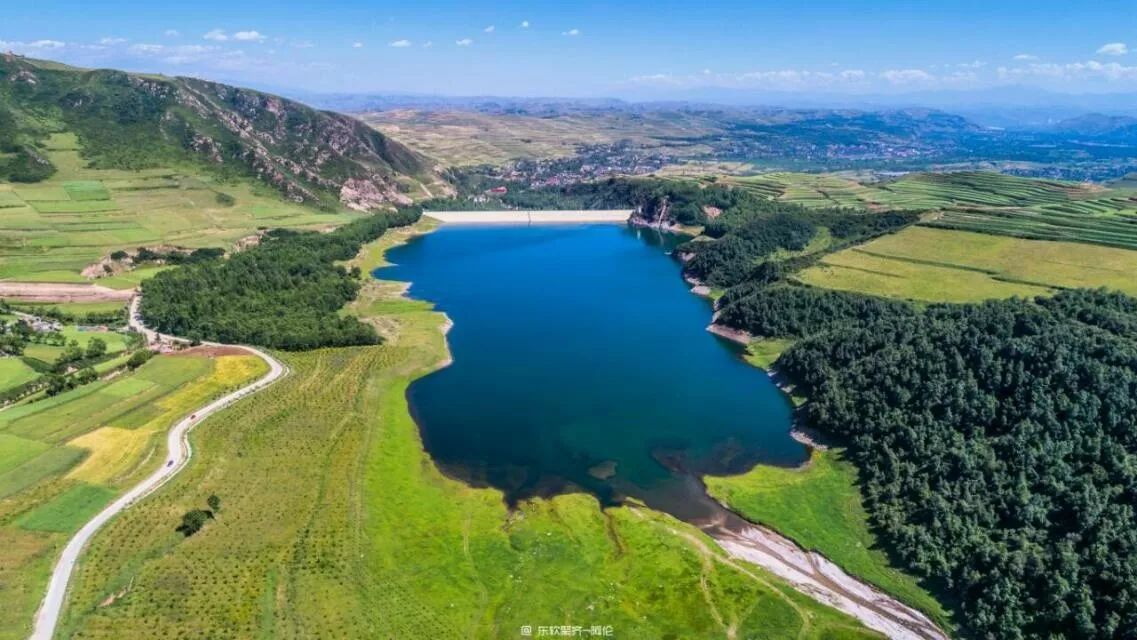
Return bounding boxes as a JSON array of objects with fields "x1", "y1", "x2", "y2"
[
  {"x1": 681, "y1": 208, "x2": 918, "y2": 288},
  {"x1": 774, "y1": 289, "x2": 1137, "y2": 638},
  {"x1": 716, "y1": 284, "x2": 915, "y2": 338},
  {"x1": 682, "y1": 215, "x2": 817, "y2": 286},
  {"x1": 141, "y1": 208, "x2": 420, "y2": 350}
]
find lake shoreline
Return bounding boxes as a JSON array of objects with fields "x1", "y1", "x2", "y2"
[{"x1": 371, "y1": 220, "x2": 947, "y2": 640}]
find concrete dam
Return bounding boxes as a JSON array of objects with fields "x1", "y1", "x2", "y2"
[{"x1": 425, "y1": 210, "x2": 633, "y2": 225}]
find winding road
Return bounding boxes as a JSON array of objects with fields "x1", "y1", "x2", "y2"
[{"x1": 30, "y1": 297, "x2": 287, "y2": 640}]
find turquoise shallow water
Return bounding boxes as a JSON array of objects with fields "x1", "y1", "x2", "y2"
[{"x1": 378, "y1": 223, "x2": 804, "y2": 520}]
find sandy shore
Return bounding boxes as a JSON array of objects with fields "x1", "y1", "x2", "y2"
[{"x1": 706, "y1": 520, "x2": 949, "y2": 640}]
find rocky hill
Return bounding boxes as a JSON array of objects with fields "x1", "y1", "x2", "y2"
[{"x1": 0, "y1": 54, "x2": 446, "y2": 209}]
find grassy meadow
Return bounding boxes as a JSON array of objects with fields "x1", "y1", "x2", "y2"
[
  {"x1": 0, "y1": 352, "x2": 267, "y2": 639},
  {"x1": 56, "y1": 223, "x2": 879, "y2": 640},
  {"x1": 795, "y1": 226, "x2": 1137, "y2": 303},
  {"x1": 0, "y1": 133, "x2": 356, "y2": 283}
]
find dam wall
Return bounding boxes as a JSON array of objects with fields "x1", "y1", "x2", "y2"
[{"x1": 425, "y1": 210, "x2": 633, "y2": 224}]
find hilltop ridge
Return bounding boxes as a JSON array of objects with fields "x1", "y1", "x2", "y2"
[{"x1": 0, "y1": 54, "x2": 447, "y2": 210}]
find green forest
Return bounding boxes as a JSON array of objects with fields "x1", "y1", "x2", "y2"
[{"x1": 140, "y1": 207, "x2": 421, "y2": 349}]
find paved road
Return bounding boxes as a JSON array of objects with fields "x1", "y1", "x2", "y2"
[{"x1": 30, "y1": 297, "x2": 286, "y2": 640}]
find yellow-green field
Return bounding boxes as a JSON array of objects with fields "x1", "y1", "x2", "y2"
[
  {"x1": 0, "y1": 133, "x2": 356, "y2": 282},
  {"x1": 54, "y1": 223, "x2": 878, "y2": 640},
  {"x1": 796, "y1": 226, "x2": 1137, "y2": 302},
  {"x1": 0, "y1": 352, "x2": 267, "y2": 639}
]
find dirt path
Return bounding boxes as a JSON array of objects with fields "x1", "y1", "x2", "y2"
[
  {"x1": 0, "y1": 282, "x2": 134, "y2": 303},
  {"x1": 30, "y1": 296, "x2": 288, "y2": 640}
]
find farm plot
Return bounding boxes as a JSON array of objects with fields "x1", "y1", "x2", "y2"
[
  {"x1": 0, "y1": 351, "x2": 268, "y2": 640},
  {"x1": 796, "y1": 226, "x2": 1137, "y2": 302},
  {"x1": 0, "y1": 134, "x2": 356, "y2": 283}
]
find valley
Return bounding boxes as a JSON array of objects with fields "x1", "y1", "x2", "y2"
[{"x1": 0, "y1": 36, "x2": 1134, "y2": 640}]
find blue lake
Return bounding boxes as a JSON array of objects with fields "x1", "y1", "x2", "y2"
[{"x1": 378, "y1": 223, "x2": 804, "y2": 520}]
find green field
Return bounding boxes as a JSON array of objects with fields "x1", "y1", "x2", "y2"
[
  {"x1": 796, "y1": 226, "x2": 1137, "y2": 302},
  {"x1": 20, "y1": 326, "x2": 133, "y2": 369},
  {"x1": 0, "y1": 357, "x2": 39, "y2": 392},
  {"x1": 0, "y1": 133, "x2": 356, "y2": 282},
  {"x1": 15, "y1": 483, "x2": 117, "y2": 532},
  {"x1": 705, "y1": 451, "x2": 951, "y2": 629},
  {"x1": 0, "y1": 352, "x2": 268, "y2": 639},
  {"x1": 715, "y1": 171, "x2": 1137, "y2": 249},
  {"x1": 6, "y1": 300, "x2": 126, "y2": 317},
  {"x1": 55, "y1": 225, "x2": 878, "y2": 640}
]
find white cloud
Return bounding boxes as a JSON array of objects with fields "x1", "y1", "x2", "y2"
[
  {"x1": 164, "y1": 29, "x2": 180, "y2": 38},
  {"x1": 455, "y1": 38, "x2": 473, "y2": 46},
  {"x1": 389, "y1": 39, "x2": 412, "y2": 48},
  {"x1": 130, "y1": 43, "x2": 165, "y2": 53},
  {"x1": 28, "y1": 40, "x2": 66, "y2": 49},
  {"x1": 998, "y1": 59, "x2": 1137, "y2": 82},
  {"x1": 291, "y1": 40, "x2": 315, "y2": 49},
  {"x1": 562, "y1": 28, "x2": 581, "y2": 36},
  {"x1": 422, "y1": 41, "x2": 433, "y2": 48},
  {"x1": 1013, "y1": 53, "x2": 1038, "y2": 61},
  {"x1": 203, "y1": 29, "x2": 228, "y2": 42},
  {"x1": 881, "y1": 68, "x2": 934, "y2": 84},
  {"x1": 957, "y1": 60, "x2": 986, "y2": 69},
  {"x1": 232, "y1": 30, "x2": 267, "y2": 43},
  {"x1": 1097, "y1": 42, "x2": 1128, "y2": 56},
  {"x1": 98, "y1": 37, "x2": 126, "y2": 46},
  {"x1": 352, "y1": 41, "x2": 364, "y2": 48},
  {"x1": 520, "y1": 20, "x2": 530, "y2": 28},
  {"x1": 484, "y1": 25, "x2": 495, "y2": 33}
]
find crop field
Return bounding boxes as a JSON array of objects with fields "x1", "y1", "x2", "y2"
[
  {"x1": 705, "y1": 450, "x2": 950, "y2": 629},
  {"x1": 710, "y1": 171, "x2": 1137, "y2": 249},
  {"x1": 56, "y1": 227, "x2": 878, "y2": 640},
  {"x1": 0, "y1": 357, "x2": 39, "y2": 391},
  {"x1": 0, "y1": 133, "x2": 356, "y2": 283},
  {"x1": 6, "y1": 300, "x2": 127, "y2": 317},
  {"x1": 796, "y1": 226, "x2": 1137, "y2": 302},
  {"x1": 0, "y1": 352, "x2": 267, "y2": 639},
  {"x1": 20, "y1": 326, "x2": 133, "y2": 370}
]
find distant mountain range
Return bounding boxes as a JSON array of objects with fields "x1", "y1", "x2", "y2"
[
  {"x1": 293, "y1": 85, "x2": 1137, "y2": 131},
  {"x1": 0, "y1": 55, "x2": 442, "y2": 210}
]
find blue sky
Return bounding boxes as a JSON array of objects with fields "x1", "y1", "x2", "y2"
[{"x1": 2, "y1": 0, "x2": 1136, "y2": 97}]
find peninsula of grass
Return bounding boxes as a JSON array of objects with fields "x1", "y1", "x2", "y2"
[{"x1": 705, "y1": 450, "x2": 952, "y2": 630}]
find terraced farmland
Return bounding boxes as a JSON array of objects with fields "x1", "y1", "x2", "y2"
[
  {"x1": 0, "y1": 133, "x2": 356, "y2": 283},
  {"x1": 0, "y1": 352, "x2": 267, "y2": 639},
  {"x1": 796, "y1": 226, "x2": 1137, "y2": 302}
]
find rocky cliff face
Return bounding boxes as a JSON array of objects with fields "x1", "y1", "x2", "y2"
[{"x1": 0, "y1": 55, "x2": 446, "y2": 209}]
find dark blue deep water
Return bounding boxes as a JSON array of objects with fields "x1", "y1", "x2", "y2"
[{"x1": 379, "y1": 223, "x2": 804, "y2": 520}]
